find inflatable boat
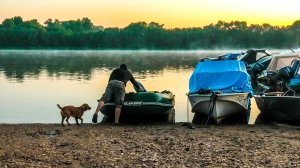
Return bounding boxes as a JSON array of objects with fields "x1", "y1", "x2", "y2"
[{"x1": 100, "y1": 90, "x2": 175, "y2": 123}]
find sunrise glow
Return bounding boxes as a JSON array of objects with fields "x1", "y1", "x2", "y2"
[{"x1": 0, "y1": 0, "x2": 299, "y2": 28}]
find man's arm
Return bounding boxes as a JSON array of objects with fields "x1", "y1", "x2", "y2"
[
  {"x1": 130, "y1": 76, "x2": 145, "y2": 92},
  {"x1": 130, "y1": 77, "x2": 141, "y2": 89}
]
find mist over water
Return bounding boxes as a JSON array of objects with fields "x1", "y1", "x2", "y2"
[
  {"x1": 0, "y1": 50, "x2": 234, "y2": 81},
  {"x1": 0, "y1": 50, "x2": 284, "y2": 123}
]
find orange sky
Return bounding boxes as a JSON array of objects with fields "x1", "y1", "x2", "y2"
[{"x1": 0, "y1": 0, "x2": 299, "y2": 28}]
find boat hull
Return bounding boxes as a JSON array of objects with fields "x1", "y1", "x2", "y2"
[
  {"x1": 254, "y1": 96, "x2": 300, "y2": 124},
  {"x1": 101, "y1": 91, "x2": 175, "y2": 123},
  {"x1": 188, "y1": 93, "x2": 250, "y2": 124}
]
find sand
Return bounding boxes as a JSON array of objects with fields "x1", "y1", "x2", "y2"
[{"x1": 0, "y1": 123, "x2": 299, "y2": 167}]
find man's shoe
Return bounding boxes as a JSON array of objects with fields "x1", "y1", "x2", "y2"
[
  {"x1": 92, "y1": 113, "x2": 98, "y2": 123},
  {"x1": 112, "y1": 122, "x2": 122, "y2": 126}
]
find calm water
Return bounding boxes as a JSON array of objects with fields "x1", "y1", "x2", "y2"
[{"x1": 0, "y1": 50, "x2": 262, "y2": 124}]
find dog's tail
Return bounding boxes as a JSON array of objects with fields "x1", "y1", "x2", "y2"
[{"x1": 57, "y1": 104, "x2": 63, "y2": 110}]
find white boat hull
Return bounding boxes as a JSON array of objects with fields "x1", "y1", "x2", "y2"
[{"x1": 188, "y1": 93, "x2": 250, "y2": 124}]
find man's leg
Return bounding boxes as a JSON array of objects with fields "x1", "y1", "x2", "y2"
[
  {"x1": 112, "y1": 81, "x2": 125, "y2": 124},
  {"x1": 114, "y1": 106, "x2": 122, "y2": 124},
  {"x1": 93, "y1": 83, "x2": 113, "y2": 123},
  {"x1": 94, "y1": 100, "x2": 104, "y2": 115}
]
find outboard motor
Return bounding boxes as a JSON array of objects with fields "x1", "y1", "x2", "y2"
[
  {"x1": 257, "y1": 65, "x2": 295, "y2": 92},
  {"x1": 271, "y1": 66, "x2": 294, "y2": 81}
]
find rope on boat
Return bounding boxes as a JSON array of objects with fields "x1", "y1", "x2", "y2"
[
  {"x1": 187, "y1": 95, "x2": 190, "y2": 123},
  {"x1": 205, "y1": 92, "x2": 218, "y2": 125}
]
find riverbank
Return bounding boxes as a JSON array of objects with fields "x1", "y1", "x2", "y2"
[{"x1": 0, "y1": 123, "x2": 299, "y2": 167}]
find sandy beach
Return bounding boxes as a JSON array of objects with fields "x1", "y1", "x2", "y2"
[{"x1": 0, "y1": 123, "x2": 299, "y2": 167}]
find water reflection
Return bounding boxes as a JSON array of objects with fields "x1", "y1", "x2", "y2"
[{"x1": 0, "y1": 50, "x2": 230, "y2": 82}]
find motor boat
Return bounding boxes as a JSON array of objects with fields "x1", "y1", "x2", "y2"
[
  {"x1": 254, "y1": 52, "x2": 300, "y2": 124},
  {"x1": 188, "y1": 60, "x2": 253, "y2": 125}
]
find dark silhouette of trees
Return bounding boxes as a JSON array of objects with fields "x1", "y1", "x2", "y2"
[{"x1": 0, "y1": 16, "x2": 299, "y2": 49}]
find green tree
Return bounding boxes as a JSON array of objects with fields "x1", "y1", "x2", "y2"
[{"x1": 0, "y1": 16, "x2": 299, "y2": 49}]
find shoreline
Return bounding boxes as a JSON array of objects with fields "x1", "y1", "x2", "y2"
[{"x1": 0, "y1": 123, "x2": 299, "y2": 167}]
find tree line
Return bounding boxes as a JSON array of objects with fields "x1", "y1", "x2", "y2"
[{"x1": 0, "y1": 16, "x2": 299, "y2": 49}]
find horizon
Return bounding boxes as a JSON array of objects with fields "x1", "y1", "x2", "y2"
[
  {"x1": 2, "y1": 16, "x2": 299, "y2": 29},
  {"x1": 1, "y1": 0, "x2": 299, "y2": 28}
]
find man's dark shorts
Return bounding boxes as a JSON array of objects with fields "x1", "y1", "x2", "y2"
[{"x1": 100, "y1": 80, "x2": 125, "y2": 107}]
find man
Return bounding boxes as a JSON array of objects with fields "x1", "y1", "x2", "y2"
[{"x1": 92, "y1": 64, "x2": 143, "y2": 125}]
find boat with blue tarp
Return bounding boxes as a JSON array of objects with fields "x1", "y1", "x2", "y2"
[{"x1": 188, "y1": 60, "x2": 253, "y2": 125}]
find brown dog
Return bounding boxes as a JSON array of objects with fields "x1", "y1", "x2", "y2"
[{"x1": 57, "y1": 103, "x2": 91, "y2": 126}]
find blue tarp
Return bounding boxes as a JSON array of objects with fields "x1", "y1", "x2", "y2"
[{"x1": 189, "y1": 60, "x2": 253, "y2": 94}]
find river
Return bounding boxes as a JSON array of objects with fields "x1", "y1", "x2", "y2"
[{"x1": 0, "y1": 50, "x2": 276, "y2": 124}]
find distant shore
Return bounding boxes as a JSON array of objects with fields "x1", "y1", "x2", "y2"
[{"x1": 0, "y1": 123, "x2": 299, "y2": 167}]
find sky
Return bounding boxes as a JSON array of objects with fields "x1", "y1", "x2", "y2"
[{"x1": 0, "y1": 0, "x2": 299, "y2": 28}]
